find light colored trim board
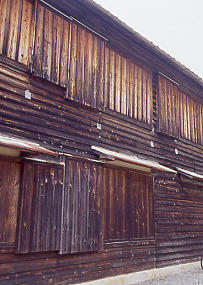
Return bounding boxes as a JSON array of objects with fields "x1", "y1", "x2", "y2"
[{"x1": 91, "y1": 145, "x2": 176, "y2": 173}]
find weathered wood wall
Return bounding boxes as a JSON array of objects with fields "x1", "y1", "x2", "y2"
[
  {"x1": 61, "y1": 158, "x2": 103, "y2": 254},
  {"x1": 104, "y1": 47, "x2": 152, "y2": 123},
  {"x1": 154, "y1": 172, "x2": 203, "y2": 267},
  {"x1": 1, "y1": 0, "x2": 202, "y2": 141},
  {"x1": 0, "y1": 0, "x2": 203, "y2": 283},
  {"x1": 104, "y1": 167, "x2": 154, "y2": 241},
  {"x1": 17, "y1": 160, "x2": 63, "y2": 253},
  {"x1": 0, "y1": 0, "x2": 154, "y2": 124},
  {"x1": 33, "y1": 3, "x2": 72, "y2": 86},
  {"x1": 0, "y1": 241, "x2": 156, "y2": 284},
  {"x1": 0, "y1": 0, "x2": 35, "y2": 65},
  {"x1": 0, "y1": 158, "x2": 20, "y2": 247},
  {"x1": 0, "y1": 57, "x2": 202, "y2": 175},
  {"x1": 158, "y1": 75, "x2": 203, "y2": 144}
]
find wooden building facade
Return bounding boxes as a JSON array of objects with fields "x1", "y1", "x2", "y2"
[{"x1": 0, "y1": 0, "x2": 203, "y2": 284}]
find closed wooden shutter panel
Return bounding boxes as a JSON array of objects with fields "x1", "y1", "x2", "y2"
[
  {"x1": 60, "y1": 159, "x2": 103, "y2": 254},
  {"x1": 16, "y1": 160, "x2": 63, "y2": 253}
]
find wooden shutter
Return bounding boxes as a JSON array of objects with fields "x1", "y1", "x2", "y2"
[
  {"x1": 158, "y1": 75, "x2": 179, "y2": 138},
  {"x1": 103, "y1": 167, "x2": 154, "y2": 241},
  {"x1": 16, "y1": 160, "x2": 63, "y2": 253},
  {"x1": 60, "y1": 159, "x2": 103, "y2": 254},
  {"x1": 0, "y1": 158, "x2": 21, "y2": 249}
]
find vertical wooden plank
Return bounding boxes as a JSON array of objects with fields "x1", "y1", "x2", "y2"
[
  {"x1": 60, "y1": 19, "x2": 70, "y2": 86},
  {"x1": 128, "y1": 172, "x2": 135, "y2": 238},
  {"x1": 75, "y1": 26, "x2": 81, "y2": 102},
  {"x1": 129, "y1": 61, "x2": 134, "y2": 118},
  {"x1": 190, "y1": 99, "x2": 195, "y2": 142},
  {"x1": 164, "y1": 79, "x2": 169, "y2": 133},
  {"x1": 87, "y1": 32, "x2": 94, "y2": 106},
  {"x1": 83, "y1": 30, "x2": 90, "y2": 105},
  {"x1": 109, "y1": 49, "x2": 115, "y2": 110},
  {"x1": 136, "y1": 173, "x2": 141, "y2": 238},
  {"x1": 98, "y1": 165, "x2": 104, "y2": 251},
  {"x1": 90, "y1": 164, "x2": 98, "y2": 250},
  {"x1": 158, "y1": 76, "x2": 164, "y2": 132},
  {"x1": 142, "y1": 69, "x2": 147, "y2": 123},
  {"x1": 137, "y1": 67, "x2": 142, "y2": 121},
  {"x1": 68, "y1": 23, "x2": 77, "y2": 100},
  {"x1": 126, "y1": 59, "x2": 130, "y2": 117},
  {"x1": 0, "y1": 0, "x2": 10, "y2": 54},
  {"x1": 168, "y1": 82, "x2": 173, "y2": 135},
  {"x1": 114, "y1": 169, "x2": 120, "y2": 238},
  {"x1": 51, "y1": 14, "x2": 62, "y2": 84},
  {"x1": 42, "y1": 7, "x2": 53, "y2": 80},
  {"x1": 147, "y1": 72, "x2": 152, "y2": 125},
  {"x1": 148, "y1": 176, "x2": 154, "y2": 237},
  {"x1": 7, "y1": 0, "x2": 22, "y2": 60},
  {"x1": 134, "y1": 64, "x2": 138, "y2": 120},
  {"x1": 115, "y1": 53, "x2": 119, "y2": 113},
  {"x1": 92, "y1": 36, "x2": 98, "y2": 108},
  {"x1": 33, "y1": 4, "x2": 44, "y2": 77},
  {"x1": 30, "y1": 164, "x2": 42, "y2": 252},
  {"x1": 179, "y1": 91, "x2": 184, "y2": 138},
  {"x1": 98, "y1": 40, "x2": 105, "y2": 108},
  {"x1": 18, "y1": 0, "x2": 33, "y2": 65},
  {"x1": 16, "y1": 160, "x2": 34, "y2": 253},
  {"x1": 121, "y1": 57, "x2": 127, "y2": 115},
  {"x1": 79, "y1": 27, "x2": 85, "y2": 104},
  {"x1": 61, "y1": 159, "x2": 73, "y2": 254},
  {"x1": 0, "y1": 160, "x2": 20, "y2": 244},
  {"x1": 103, "y1": 167, "x2": 109, "y2": 239},
  {"x1": 174, "y1": 85, "x2": 179, "y2": 137},
  {"x1": 186, "y1": 95, "x2": 191, "y2": 141},
  {"x1": 196, "y1": 102, "x2": 201, "y2": 144},
  {"x1": 79, "y1": 161, "x2": 88, "y2": 251},
  {"x1": 183, "y1": 93, "x2": 188, "y2": 139},
  {"x1": 109, "y1": 168, "x2": 114, "y2": 239}
]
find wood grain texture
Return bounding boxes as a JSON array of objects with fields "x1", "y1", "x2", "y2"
[
  {"x1": 60, "y1": 158, "x2": 103, "y2": 254},
  {"x1": 154, "y1": 172, "x2": 203, "y2": 267},
  {"x1": 17, "y1": 160, "x2": 63, "y2": 253},
  {"x1": 104, "y1": 166, "x2": 154, "y2": 241},
  {"x1": 0, "y1": 0, "x2": 34, "y2": 65},
  {"x1": 158, "y1": 75, "x2": 203, "y2": 144},
  {"x1": 0, "y1": 159, "x2": 20, "y2": 244},
  {"x1": 105, "y1": 47, "x2": 153, "y2": 124}
]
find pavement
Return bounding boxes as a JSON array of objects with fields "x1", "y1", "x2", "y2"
[{"x1": 137, "y1": 267, "x2": 203, "y2": 285}]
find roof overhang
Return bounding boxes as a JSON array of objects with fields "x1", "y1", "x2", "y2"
[
  {"x1": 91, "y1": 145, "x2": 176, "y2": 173},
  {"x1": 0, "y1": 134, "x2": 58, "y2": 156},
  {"x1": 177, "y1": 167, "x2": 203, "y2": 181}
]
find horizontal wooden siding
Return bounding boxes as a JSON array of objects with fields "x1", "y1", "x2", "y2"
[{"x1": 154, "y1": 172, "x2": 203, "y2": 267}]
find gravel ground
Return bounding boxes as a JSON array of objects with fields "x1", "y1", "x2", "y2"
[{"x1": 136, "y1": 267, "x2": 203, "y2": 285}]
